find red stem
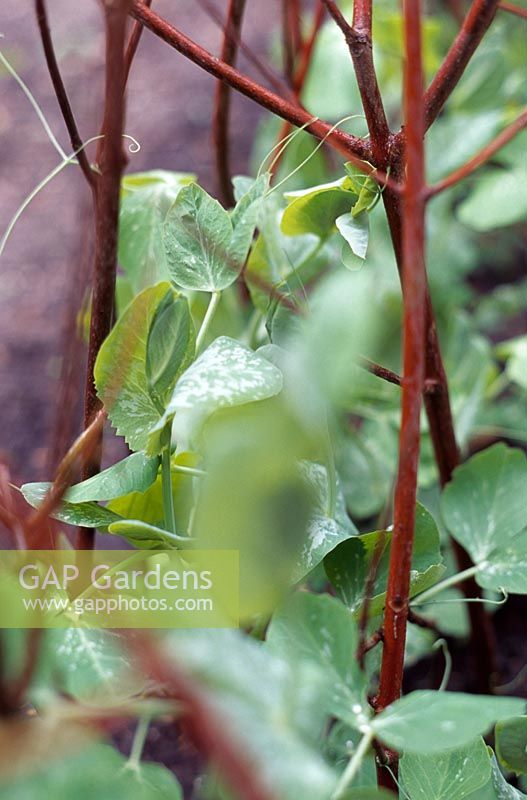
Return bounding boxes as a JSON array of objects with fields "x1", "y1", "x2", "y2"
[
  {"x1": 282, "y1": 0, "x2": 303, "y2": 85},
  {"x1": 376, "y1": 0, "x2": 427, "y2": 790},
  {"x1": 213, "y1": 0, "x2": 247, "y2": 207},
  {"x1": 293, "y1": 0, "x2": 325, "y2": 94},
  {"x1": 424, "y1": 0, "x2": 500, "y2": 130},
  {"x1": 79, "y1": 0, "x2": 130, "y2": 550},
  {"x1": 34, "y1": 0, "x2": 95, "y2": 187},
  {"x1": 499, "y1": 1, "x2": 527, "y2": 18},
  {"x1": 322, "y1": 0, "x2": 391, "y2": 164},
  {"x1": 124, "y1": 0, "x2": 152, "y2": 83},
  {"x1": 428, "y1": 107, "x2": 527, "y2": 196},
  {"x1": 128, "y1": 1, "x2": 372, "y2": 165}
]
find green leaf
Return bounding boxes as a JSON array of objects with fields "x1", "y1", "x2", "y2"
[
  {"x1": 344, "y1": 163, "x2": 378, "y2": 215},
  {"x1": 163, "y1": 178, "x2": 267, "y2": 292},
  {"x1": 119, "y1": 170, "x2": 195, "y2": 292},
  {"x1": 228, "y1": 173, "x2": 269, "y2": 266},
  {"x1": 497, "y1": 336, "x2": 527, "y2": 391},
  {"x1": 335, "y1": 211, "x2": 370, "y2": 260},
  {"x1": 281, "y1": 177, "x2": 357, "y2": 239},
  {"x1": 95, "y1": 282, "x2": 184, "y2": 452},
  {"x1": 194, "y1": 400, "x2": 314, "y2": 617},
  {"x1": 400, "y1": 738, "x2": 491, "y2": 800},
  {"x1": 153, "y1": 336, "x2": 283, "y2": 449},
  {"x1": 108, "y1": 519, "x2": 191, "y2": 550},
  {"x1": 336, "y1": 419, "x2": 398, "y2": 519},
  {"x1": 0, "y1": 742, "x2": 182, "y2": 799},
  {"x1": 458, "y1": 167, "x2": 527, "y2": 232},
  {"x1": 341, "y1": 791, "x2": 396, "y2": 800},
  {"x1": 20, "y1": 483, "x2": 121, "y2": 530},
  {"x1": 55, "y1": 453, "x2": 159, "y2": 504},
  {"x1": 441, "y1": 444, "x2": 527, "y2": 564},
  {"x1": 372, "y1": 692, "x2": 525, "y2": 754},
  {"x1": 476, "y1": 530, "x2": 527, "y2": 594},
  {"x1": 488, "y1": 752, "x2": 527, "y2": 798},
  {"x1": 325, "y1": 503, "x2": 443, "y2": 617},
  {"x1": 266, "y1": 592, "x2": 369, "y2": 728},
  {"x1": 168, "y1": 629, "x2": 337, "y2": 800},
  {"x1": 107, "y1": 453, "x2": 196, "y2": 533},
  {"x1": 146, "y1": 290, "x2": 195, "y2": 406},
  {"x1": 34, "y1": 629, "x2": 140, "y2": 704},
  {"x1": 294, "y1": 461, "x2": 358, "y2": 582},
  {"x1": 496, "y1": 716, "x2": 527, "y2": 774}
]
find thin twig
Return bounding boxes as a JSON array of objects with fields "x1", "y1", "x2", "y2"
[
  {"x1": 213, "y1": 0, "x2": 247, "y2": 207},
  {"x1": 424, "y1": 0, "x2": 500, "y2": 130},
  {"x1": 34, "y1": 0, "x2": 95, "y2": 187},
  {"x1": 128, "y1": 1, "x2": 372, "y2": 166},
  {"x1": 357, "y1": 629, "x2": 383, "y2": 662},
  {"x1": 293, "y1": 0, "x2": 325, "y2": 94},
  {"x1": 80, "y1": 0, "x2": 130, "y2": 550},
  {"x1": 124, "y1": 0, "x2": 153, "y2": 82},
  {"x1": 27, "y1": 409, "x2": 106, "y2": 542},
  {"x1": 428, "y1": 107, "x2": 527, "y2": 196},
  {"x1": 282, "y1": 0, "x2": 302, "y2": 86},
  {"x1": 499, "y1": 0, "x2": 527, "y2": 18},
  {"x1": 358, "y1": 357, "x2": 401, "y2": 387}
]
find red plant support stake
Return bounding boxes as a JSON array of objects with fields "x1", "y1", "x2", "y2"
[
  {"x1": 78, "y1": 0, "x2": 131, "y2": 550},
  {"x1": 424, "y1": 0, "x2": 500, "y2": 129},
  {"x1": 376, "y1": 0, "x2": 427, "y2": 791},
  {"x1": 213, "y1": 0, "x2": 247, "y2": 208}
]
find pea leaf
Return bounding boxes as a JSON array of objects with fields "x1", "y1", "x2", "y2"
[
  {"x1": 335, "y1": 211, "x2": 370, "y2": 260},
  {"x1": 106, "y1": 455, "x2": 194, "y2": 532},
  {"x1": 163, "y1": 178, "x2": 267, "y2": 291},
  {"x1": 146, "y1": 290, "x2": 195, "y2": 406},
  {"x1": 400, "y1": 737, "x2": 491, "y2": 800},
  {"x1": 228, "y1": 173, "x2": 270, "y2": 266},
  {"x1": 108, "y1": 519, "x2": 192, "y2": 550},
  {"x1": 119, "y1": 170, "x2": 195, "y2": 292},
  {"x1": 281, "y1": 177, "x2": 357, "y2": 239},
  {"x1": 458, "y1": 167, "x2": 527, "y2": 232},
  {"x1": 488, "y1": 752, "x2": 527, "y2": 798},
  {"x1": 441, "y1": 444, "x2": 527, "y2": 564},
  {"x1": 496, "y1": 716, "x2": 527, "y2": 775},
  {"x1": 0, "y1": 742, "x2": 182, "y2": 799},
  {"x1": 193, "y1": 400, "x2": 314, "y2": 617},
  {"x1": 34, "y1": 629, "x2": 141, "y2": 705},
  {"x1": 167, "y1": 629, "x2": 338, "y2": 800},
  {"x1": 20, "y1": 483, "x2": 122, "y2": 530},
  {"x1": 476, "y1": 530, "x2": 527, "y2": 594},
  {"x1": 58, "y1": 453, "x2": 159, "y2": 504},
  {"x1": 372, "y1": 692, "x2": 525, "y2": 754},
  {"x1": 152, "y1": 336, "x2": 283, "y2": 449},
  {"x1": 325, "y1": 503, "x2": 444, "y2": 617},
  {"x1": 266, "y1": 592, "x2": 369, "y2": 729},
  {"x1": 95, "y1": 282, "x2": 188, "y2": 452},
  {"x1": 294, "y1": 461, "x2": 358, "y2": 582}
]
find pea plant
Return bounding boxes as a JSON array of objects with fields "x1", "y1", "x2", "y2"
[{"x1": 1, "y1": 0, "x2": 527, "y2": 797}]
